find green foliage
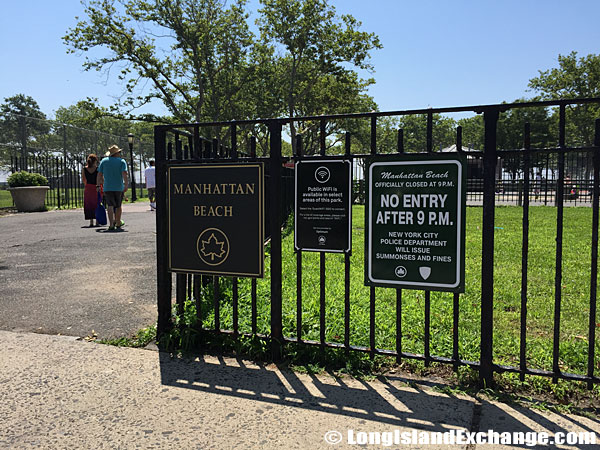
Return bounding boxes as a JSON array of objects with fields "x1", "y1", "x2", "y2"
[
  {"x1": 100, "y1": 325, "x2": 156, "y2": 347},
  {"x1": 63, "y1": 0, "x2": 382, "y2": 156},
  {"x1": 529, "y1": 51, "x2": 600, "y2": 147},
  {"x1": 7, "y1": 171, "x2": 48, "y2": 187},
  {"x1": 258, "y1": 0, "x2": 381, "y2": 153},
  {"x1": 396, "y1": 114, "x2": 456, "y2": 153},
  {"x1": 0, "y1": 94, "x2": 50, "y2": 163},
  {"x1": 64, "y1": 0, "x2": 256, "y2": 123}
]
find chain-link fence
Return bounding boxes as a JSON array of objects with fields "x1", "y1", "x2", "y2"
[{"x1": 0, "y1": 114, "x2": 154, "y2": 208}]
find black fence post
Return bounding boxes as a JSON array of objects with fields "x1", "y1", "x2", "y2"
[
  {"x1": 155, "y1": 125, "x2": 172, "y2": 340},
  {"x1": 269, "y1": 120, "x2": 284, "y2": 360},
  {"x1": 480, "y1": 107, "x2": 499, "y2": 388},
  {"x1": 130, "y1": 149, "x2": 137, "y2": 202},
  {"x1": 55, "y1": 157, "x2": 61, "y2": 209}
]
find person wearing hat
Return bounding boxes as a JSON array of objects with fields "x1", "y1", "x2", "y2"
[{"x1": 97, "y1": 144, "x2": 129, "y2": 231}]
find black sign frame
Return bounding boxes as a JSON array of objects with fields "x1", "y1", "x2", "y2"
[
  {"x1": 294, "y1": 159, "x2": 352, "y2": 253},
  {"x1": 167, "y1": 162, "x2": 265, "y2": 277},
  {"x1": 365, "y1": 154, "x2": 466, "y2": 292}
]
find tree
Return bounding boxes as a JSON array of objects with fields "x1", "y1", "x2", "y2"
[
  {"x1": 257, "y1": 0, "x2": 381, "y2": 151},
  {"x1": 64, "y1": 0, "x2": 256, "y2": 124},
  {"x1": 396, "y1": 114, "x2": 456, "y2": 153},
  {"x1": 53, "y1": 100, "x2": 133, "y2": 162},
  {"x1": 528, "y1": 52, "x2": 600, "y2": 147},
  {"x1": 0, "y1": 94, "x2": 49, "y2": 160}
]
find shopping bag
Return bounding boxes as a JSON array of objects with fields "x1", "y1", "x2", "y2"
[{"x1": 95, "y1": 192, "x2": 107, "y2": 225}]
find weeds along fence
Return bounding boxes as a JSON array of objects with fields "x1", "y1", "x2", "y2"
[
  {"x1": 156, "y1": 98, "x2": 600, "y2": 388},
  {"x1": 0, "y1": 114, "x2": 154, "y2": 208}
]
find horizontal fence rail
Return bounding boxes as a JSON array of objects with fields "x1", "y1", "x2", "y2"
[{"x1": 155, "y1": 98, "x2": 600, "y2": 388}]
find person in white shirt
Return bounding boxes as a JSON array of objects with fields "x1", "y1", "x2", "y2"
[{"x1": 145, "y1": 160, "x2": 156, "y2": 210}]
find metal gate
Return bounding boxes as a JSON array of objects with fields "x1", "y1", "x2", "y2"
[{"x1": 155, "y1": 98, "x2": 600, "y2": 388}]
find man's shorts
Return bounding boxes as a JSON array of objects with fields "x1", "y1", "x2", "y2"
[{"x1": 104, "y1": 191, "x2": 124, "y2": 208}]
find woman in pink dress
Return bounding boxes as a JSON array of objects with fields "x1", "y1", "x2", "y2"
[{"x1": 82, "y1": 153, "x2": 100, "y2": 227}]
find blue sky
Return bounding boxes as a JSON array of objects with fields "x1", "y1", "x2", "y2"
[{"x1": 1, "y1": 1, "x2": 599, "y2": 119}]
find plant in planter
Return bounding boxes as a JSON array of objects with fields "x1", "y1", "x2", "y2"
[{"x1": 7, "y1": 171, "x2": 50, "y2": 212}]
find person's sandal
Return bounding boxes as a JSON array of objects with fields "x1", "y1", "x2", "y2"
[
  {"x1": 108, "y1": 225, "x2": 115, "y2": 231},
  {"x1": 116, "y1": 220, "x2": 125, "y2": 229}
]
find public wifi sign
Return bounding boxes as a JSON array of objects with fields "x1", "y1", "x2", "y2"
[{"x1": 365, "y1": 154, "x2": 466, "y2": 292}]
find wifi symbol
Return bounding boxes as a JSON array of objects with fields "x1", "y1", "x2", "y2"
[{"x1": 315, "y1": 167, "x2": 330, "y2": 183}]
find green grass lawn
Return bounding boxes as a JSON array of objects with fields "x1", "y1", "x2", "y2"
[
  {"x1": 4, "y1": 185, "x2": 597, "y2": 381},
  {"x1": 193, "y1": 205, "x2": 599, "y2": 378},
  {"x1": 0, "y1": 189, "x2": 12, "y2": 208}
]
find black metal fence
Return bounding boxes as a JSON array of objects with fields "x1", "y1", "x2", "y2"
[
  {"x1": 3, "y1": 154, "x2": 149, "y2": 210},
  {"x1": 1, "y1": 113, "x2": 154, "y2": 208},
  {"x1": 155, "y1": 98, "x2": 600, "y2": 388}
]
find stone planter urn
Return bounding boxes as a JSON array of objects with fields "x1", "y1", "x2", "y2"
[{"x1": 9, "y1": 186, "x2": 50, "y2": 212}]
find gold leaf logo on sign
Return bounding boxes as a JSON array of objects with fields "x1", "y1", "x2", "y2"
[{"x1": 197, "y1": 228, "x2": 230, "y2": 266}]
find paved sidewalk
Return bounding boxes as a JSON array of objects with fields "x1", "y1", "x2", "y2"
[{"x1": 0, "y1": 330, "x2": 598, "y2": 449}]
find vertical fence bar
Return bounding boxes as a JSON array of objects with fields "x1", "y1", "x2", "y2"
[
  {"x1": 175, "y1": 135, "x2": 183, "y2": 160},
  {"x1": 187, "y1": 273, "x2": 192, "y2": 307},
  {"x1": 62, "y1": 157, "x2": 68, "y2": 207},
  {"x1": 251, "y1": 281, "x2": 257, "y2": 335},
  {"x1": 269, "y1": 120, "x2": 284, "y2": 359},
  {"x1": 193, "y1": 274, "x2": 202, "y2": 329},
  {"x1": 213, "y1": 276, "x2": 220, "y2": 331},
  {"x1": 232, "y1": 277, "x2": 239, "y2": 337},
  {"x1": 344, "y1": 132, "x2": 352, "y2": 352},
  {"x1": 231, "y1": 123, "x2": 237, "y2": 160},
  {"x1": 424, "y1": 112, "x2": 433, "y2": 366},
  {"x1": 544, "y1": 153, "x2": 550, "y2": 205},
  {"x1": 55, "y1": 157, "x2": 61, "y2": 209},
  {"x1": 453, "y1": 126, "x2": 462, "y2": 371},
  {"x1": 45, "y1": 155, "x2": 50, "y2": 206},
  {"x1": 396, "y1": 128, "x2": 404, "y2": 364},
  {"x1": 139, "y1": 154, "x2": 143, "y2": 199},
  {"x1": 250, "y1": 136, "x2": 258, "y2": 335},
  {"x1": 319, "y1": 120, "x2": 327, "y2": 349},
  {"x1": 370, "y1": 115, "x2": 377, "y2": 359},
  {"x1": 320, "y1": 252, "x2": 326, "y2": 348},
  {"x1": 176, "y1": 273, "x2": 186, "y2": 319},
  {"x1": 212, "y1": 138, "x2": 219, "y2": 159},
  {"x1": 553, "y1": 105, "x2": 566, "y2": 383},
  {"x1": 588, "y1": 119, "x2": 600, "y2": 389},
  {"x1": 426, "y1": 112, "x2": 433, "y2": 153},
  {"x1": 155, "y1": 126, "x2": 172, "y2": 339},
  {"x1": 296, "y1": 134, "x2": 303, "y2": 342},
  {"x1": 520, "y1": 123, "x2": 531, "y2": 381},
  {"x1": 480, "y1": 107, "x2": 499, "y2": 388},
  {"x1": 229, "y1": 123, "x2": 239, "y2": 336}
]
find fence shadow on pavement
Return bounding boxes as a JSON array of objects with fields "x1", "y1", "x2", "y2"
[{"x1": 158, "y1": 351, "x2": 599, "y2": 445}]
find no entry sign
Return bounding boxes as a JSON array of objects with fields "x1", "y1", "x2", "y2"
[{"x1": 365, "y1": 155, "x2": 466, "y2": 292}]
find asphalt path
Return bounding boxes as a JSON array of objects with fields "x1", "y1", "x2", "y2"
[{"x1": 0, "y1": 202, "x2": 158, "y2": 339}]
